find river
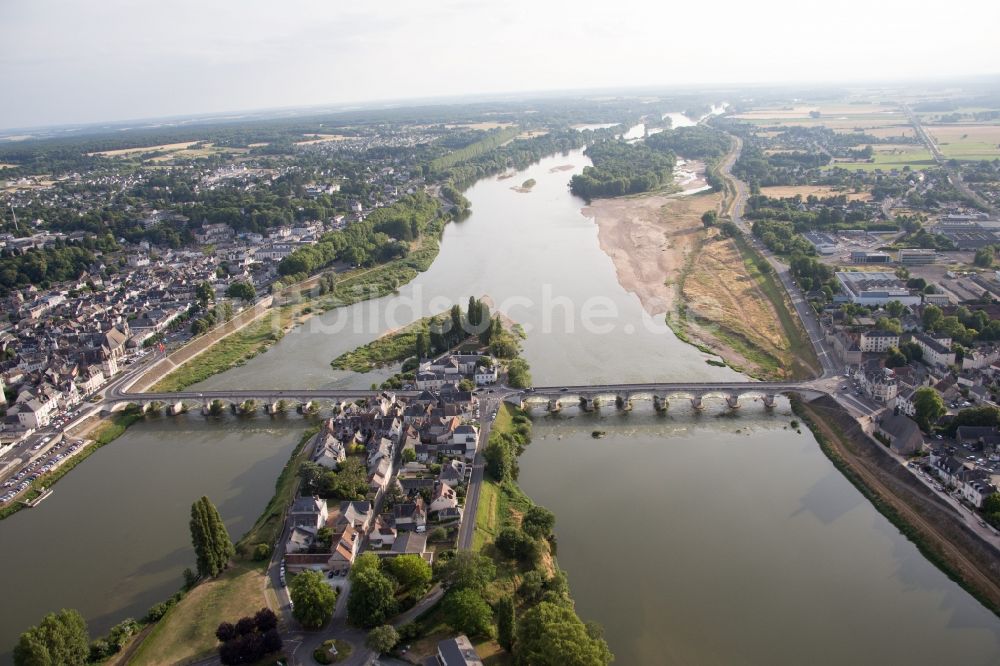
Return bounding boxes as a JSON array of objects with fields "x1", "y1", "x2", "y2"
[
  {"x1": 2, "y1": 126, "x2": 1000, "y2": 663},
  {"x1": 519, "y1": 407, "x2": 1000, "y2": 664}
]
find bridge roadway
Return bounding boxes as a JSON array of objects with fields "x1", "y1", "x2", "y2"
[{"x1": 107, "y1": 379, "x2": 827, "y2": 406}]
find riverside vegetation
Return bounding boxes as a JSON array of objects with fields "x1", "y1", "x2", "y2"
[
  {"x1": 330, "y1": 295, "x2": 532, "y2": 389},
  {"x1": 400, "y1": 404, "x2": 612, "y2": 664}
]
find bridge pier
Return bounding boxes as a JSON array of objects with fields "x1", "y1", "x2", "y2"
[
  {"x1": 547, "y1": 399, "x2": 561, "y2": 413},
  {"x1": 763, "y1": 394, "x2": 776, "y2": 409},
  {"x1": 615, "y1": 394, "x2": 631, "y2": 411},
  {"x1": 167, "y1": 401, "x2": 185, "y2": 416},
  {"x1": 653, "y1": 395, "x2": 667, "y2": 412},
  {"x1": 690, "y1": 396, "x2": 704, "y2": 410},
  {"x1": 726, "y1": 394, "x2": 740, "y2": 410},
  {"x1": 300, "y1": 400, "x2": 319, "y2": 416},
  {"x1": 202, "y1": 401, "x2": 211, "y2": 416},
  {"x1": 579, "y1": 397, "x2": 594, "y2": 411}
]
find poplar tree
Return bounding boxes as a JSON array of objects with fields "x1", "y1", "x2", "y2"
[{"x1": 190, "y1": 496, "x2": 234, "y2": 578}]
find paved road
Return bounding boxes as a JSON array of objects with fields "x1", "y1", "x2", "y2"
[
  {"x1": 903, "y1": 104, "x2": 994, "y2": 213},
  {"x1": 717, "y1": 132, "x2": 840, "y2": 379},
  {"x1": 457, "y1": 395, "x2": 500, "y2": 550}
]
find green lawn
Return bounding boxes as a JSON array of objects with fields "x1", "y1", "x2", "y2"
[
  {"x1": 473, "y1": 478, "x2": 502, "y2": 551},
  {"x1": 127, "y1": 562, "x2": 268, "y2": 666}
]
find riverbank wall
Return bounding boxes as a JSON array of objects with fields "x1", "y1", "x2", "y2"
[{"x1": 793, "y1": 393, "x2": 1000, "y2": 616}]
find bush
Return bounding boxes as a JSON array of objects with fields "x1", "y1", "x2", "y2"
[{"x1": 252, "y1": 543, "x2": 271, "y2": 561}]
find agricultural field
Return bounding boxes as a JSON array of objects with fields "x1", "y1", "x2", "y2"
[
  {"x1": 927, "y1": 124, "x2": 1000, "y2": 161},
  {"x1": 293, "y1": 133, "x2": 350, "y2": 145},
  {"x1": 760, "y1": 185, "x2": 871, "y2": 201},
  {"x1": 88, "y1": 141, "x2": 200, "y2": 157},
  {"x1": 826, "y1": 143, "x2": 935, "y2": 171},
  {"x1": 733, "y1": 103, "x2": 906, "y2": 133}
]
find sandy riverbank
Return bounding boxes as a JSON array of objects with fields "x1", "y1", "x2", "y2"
[
  {"x1": 583, "y1": 188, "x2": 721, "y2": 316},
  {"x1": 582, "y1": 159, "x2": 804, "y2": 378}
]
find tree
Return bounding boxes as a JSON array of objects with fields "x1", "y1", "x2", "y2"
[
  {"x1": 496, "y1": 595, "x2": 515, "y2": 652},
  {"x1": 885, "y1": 347, "x2": 907, "y2": 368},
  {"x1": 298, "y1": 461, "x2": 326, "y2": 493},
  {"x1": 516, "y1": 602, "x2": 613, "y2": 666},
  {"x1": 349, "y1": 552, "x2": 382, "y2": 582},
  {"x1": 195, "y1": 281, "x2": 214, "y2": 307},
  {"x1": 415, "y1": 331, "x2": 427, "y2": 360},
  {"x1": 14, "y1": 609, "x2": 90, "y2": 666},
  {"x1": 254, "y1": 607, "x2": 278, "y2": 633},
  {"x1": 885, "y1": 300, "x2": 906, "y2": 318},
  {"x1": 459, "y1": 378, "x2": 475, "y2": 392},
  {"x1": 189, "y1": 496, "x2": 234, "y2": 578},
  {"x1": 226, "y1": 281, "x2": 257, "y2": 301},
  {"x1": 438, "y1": 551, "x2": 496, "y2": 592},
  {"x1": 385, "y1": 554, "x2": 432, "y2": 593},
  {"x1": 701, "y1": 210, "x2": 717, "y2": 227},
  {"x1": 290, "y1": 570, "x2": 337, "y2": 629},
  {"x1": 429, "y1": 526, "x2": 448, "y2": 542},
  {"x1": 506, "y1": 358, "x2": 532, "y2": 388},
  {"x1": 922, "y1": 304, "x2": 943, "y2": 330},
  {"x1": 442, "y1": 589, "x2": 494, "y2": 638},
  {"x1": 347, "y1": 569, "x2": 397, "y2": 628},
  {"x1": 365, "y1": 625, "x2": 400, "y2": 654},
  {"x1": 974, "y1": 247, "x2": 995, "y2": 268},
  {"x1": 900, "y1": 341, "x2": 923, "y2": 363},
  {"x1": 913, "y1": 387, "x2": 946, "y2": 432},
  {"x1": 215, "y1": 622, "x2": 236, "y2": 643},
  {"x1": 522, "y1": 505, "x2": 556, "y2": 538},
  {"x1": 495, "y1": 526, "x2": 539, "y2": 563}
]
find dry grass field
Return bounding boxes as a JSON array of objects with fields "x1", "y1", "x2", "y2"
[
  {"x1": 128, "y1": 562, "x2": 268, "y2": 666},
  {"x1": 761, "y1": 185, "x2": 871, "y2": 201},
  {"x1": 680, "y1": 231, "x2": 796, "y2": 378},
  {"x1": 927, "y1": 124, "x2": 1000, "y2": 160},
  {"x1": 294, "y1": 133, "x2": 350, "y2": 145},
  {"x1": 89, "y1": 141, "x2": 199, "y2": 157},
  {"x1": 735, "y1": 103, "x2": 907, "y2": 134}
]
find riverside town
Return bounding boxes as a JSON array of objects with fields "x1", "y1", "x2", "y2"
[{"x1": 2, "y1": 2, "x2": 1000, "y2": 665}]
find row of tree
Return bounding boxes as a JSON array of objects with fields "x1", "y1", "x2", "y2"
[{"x1": 215, "y1": 608, "x2": 282, "y2": 665}]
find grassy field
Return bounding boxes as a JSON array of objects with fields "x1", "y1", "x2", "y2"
[
  {"x1": 826, "y1": 143, "x2": 936, "y2": 171},
  {"x1": 128, "y1": 562, "x2": 268, "y2": 666},
  {"x1": 472, "y1": 478, "x2": 502, "y2": 551},
  {"x1": 330, "y1": 313, "x2": 445, "y2": 373},
  {"x1": 927, "y1": 124, "x2": 1000, "y2": 160},
  {"x1": 150, "y1": 308, "x2": 292, "y2": 392}
]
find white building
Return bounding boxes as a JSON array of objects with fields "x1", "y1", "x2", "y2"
[
  {"x1": 859, "y1": 330, "x2": 899, "y2": 353},
  {"x1": 914, "y1": 334, "x2": 956, "y2": 367},
  {"x1": 836, "y1": 272, "x2": 921, "y2": 306}
]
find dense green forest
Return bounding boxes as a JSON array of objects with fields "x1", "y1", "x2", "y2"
[
  {"x1": 277, "y1": 193, "x2": 441, "y2": 277},
  {"x1": 645, "y1": 125, "x2": 731, "y2": 160},
  {"x1": 0, "y1": 235, "x2": 118, "y2": 293},
  {"x1": 569, "y1": 140, "x2": 676, "y2": 199}
]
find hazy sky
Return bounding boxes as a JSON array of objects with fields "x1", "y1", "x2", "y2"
[{"x1": 1, "y1": 0, "x2": 998, "y2": 130}]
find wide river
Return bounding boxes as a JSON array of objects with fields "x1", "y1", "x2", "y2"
[{"x1": 1, "y1": 139, "x2": 999, "y2": 663}]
